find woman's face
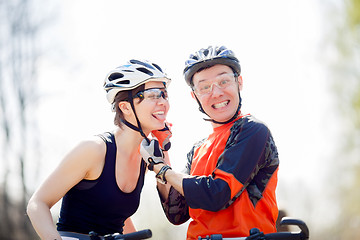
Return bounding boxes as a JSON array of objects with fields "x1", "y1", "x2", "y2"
[{"x1": 133, "y1": 81, "x2": 170, "y2": 134}]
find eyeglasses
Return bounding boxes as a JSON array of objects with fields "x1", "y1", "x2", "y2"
[
  {"x1": 192, "y1": 73, "x2": 237, "y2": 96},
  {"x1": 134, "y1": 88, "x2": 169, "y2": 101}
]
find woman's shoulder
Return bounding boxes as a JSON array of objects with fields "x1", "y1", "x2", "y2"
[
  {"x1": 80, "y1": 134, "x2": 106, "y2": 149},
  {"x1": 70, "y1": 135, "x2": 107, "y2": 162},
  {"x1": 68, "y1": 135, "x2": 108, "y2": 179}
]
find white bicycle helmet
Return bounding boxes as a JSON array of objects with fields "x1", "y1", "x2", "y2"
[
  {"x1": 183, "y1": 46, "x2": 241, "y2": 86},
  {"x1": 104, "y1": 59, "x2": 171, "y2": 104}
]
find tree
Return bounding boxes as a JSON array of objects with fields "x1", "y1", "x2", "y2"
[
  {"x1": 321, "y1": 0, "x2": 360, "y2": 239},
  {"x1": 0, "y1": 0, "x2": 45, "y2": 238}
]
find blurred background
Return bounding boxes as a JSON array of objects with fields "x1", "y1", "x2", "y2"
[{"x1": 0, "y1": 0, "x2": 359, "y2": 239}]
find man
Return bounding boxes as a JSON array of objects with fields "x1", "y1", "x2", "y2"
[{"x1": 141, "y1": 46, "x2": 279, "y2": 240}]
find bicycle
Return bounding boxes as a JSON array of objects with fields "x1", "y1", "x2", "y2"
[
  {"x1": 198, "y1": 218, "x2": 309, "y2": 240},
  {"x1": 59, "y1": 229, "x2": 152, "y2": 240},
  {"x1": 59, "y1": 218, "x2": 308, "y2": 240}
]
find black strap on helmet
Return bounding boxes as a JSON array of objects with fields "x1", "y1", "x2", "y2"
[{"x1": 121, "y1": 91, "x2": 150, "y2": 144}]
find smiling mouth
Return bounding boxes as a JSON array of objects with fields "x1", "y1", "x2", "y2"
[
  {"x1": 152, "y1": 111, "x2": 166, "y2": 120},
  {"x1": 212, "y1": 100, "x2": 229, "y2": 109}
]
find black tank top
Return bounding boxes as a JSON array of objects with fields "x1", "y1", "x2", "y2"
[{"x1": 57, "y1": 132, "x2": 146, "y2": 235}]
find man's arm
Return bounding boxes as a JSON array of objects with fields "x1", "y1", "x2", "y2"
[
  {"x1": 151, "y1": 162, "x2": 192, "y2": 225},
  {"x1": 150, "y1": 144, "x2": 196, "y2": 225}
]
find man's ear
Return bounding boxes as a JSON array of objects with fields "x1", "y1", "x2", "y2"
[
  {"x1": 118, "y1": 101, "x2": 132, "y2": 115},
  {"x1": 237, "y1": 75, "x2": 243, "y2": 91},
  {"x1": 191, "y1": 90, "x2": 196, "y2": 100}
]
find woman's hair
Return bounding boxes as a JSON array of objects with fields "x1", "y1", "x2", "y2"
[{"x1": 113, "y1": 84, "x2": 145, "y2": 127}]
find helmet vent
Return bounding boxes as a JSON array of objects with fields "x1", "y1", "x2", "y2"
[
  {"x1": 203, "y1": 49, "x2": 209, "y2": 56},
  {"x1": 108, "y1": 72, "x2": 124, "y2": 81},
  {"x1": 116, "y1": 80, "x2": 130, "y2": 85},
  {"x1": 130, "y1": 59, "x2": 155, "y2": 70},
  {"x1": 152, "y1": 63, "x2": 163, "y2": 73},
  {"x1": 136, "y1": 67, "x2": 154, "y2": 76}
]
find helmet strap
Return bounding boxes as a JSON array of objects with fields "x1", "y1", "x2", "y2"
[
  {"x1": 125, "y1": 91, "x2": 150, "y2": 144},
  {"x1": 121, "y1": 118, "x2": 143, "y2": 133}
]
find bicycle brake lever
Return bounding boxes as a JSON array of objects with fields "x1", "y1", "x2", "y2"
[
  {"x1": 280, "y1": 218, "x2": 309, "y2": 239},
  {"x1": 89, "y1": 231, "x2": 101, "y2": 240}
]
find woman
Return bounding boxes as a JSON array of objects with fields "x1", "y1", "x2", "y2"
[{"x1": 27, "y1": 59, "x2": 171, "y2": 240}]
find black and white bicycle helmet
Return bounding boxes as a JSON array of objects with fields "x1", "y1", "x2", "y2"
[
  {"x1": 104, "y1": 59, "x2": 171, "y2": 105},
  {"x1": 103, "y1": 59, "x2": 170, "y2": 143},
  {"x1": 183, "y1": 45, "x2": 241, "y2": 86}
]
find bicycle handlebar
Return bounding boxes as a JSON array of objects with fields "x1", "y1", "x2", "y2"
[
  {"x1": 109, "y1": 229, "x2": 152, "y2": 240},
  {"x1": 59, "y1": 229, "x2": 152, "y2": 240},
  {"x1": 198, "y1": 218, "x2": 309, "y2": 240}
]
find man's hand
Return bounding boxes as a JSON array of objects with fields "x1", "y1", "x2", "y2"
[
  {"x1": 151, "y1": 123, "x2": 172, "y2": 151},
  {"x1": 140, "y1": 138, "x2": 164, "y2": 170}
]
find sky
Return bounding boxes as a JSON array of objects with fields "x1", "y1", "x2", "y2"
[{"x1": 31, "y1": 0, "x2": 338, "y2": 237}]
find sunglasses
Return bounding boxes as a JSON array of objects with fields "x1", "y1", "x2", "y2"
[
  {"x1": 192, "y1": 73, "x2": 237, "y2": 96},
  {"x1": 134, "y1": 88, "x2": 169, "y2": 101}
]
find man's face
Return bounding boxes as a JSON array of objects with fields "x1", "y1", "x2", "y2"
[{"x1": 191, "y1": 64, "x2": 242, "y2": 124}]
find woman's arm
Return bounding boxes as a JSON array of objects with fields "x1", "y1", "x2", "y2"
[
  {"x1": 27, "y1": 137, "x2": 106, "y2": 240},
  {"x1": 123, "y1": 218, "x2": 136, "y2": 234},
  {"x1": 26, "y1": 199, "x2": 62, "y2": 240}
]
